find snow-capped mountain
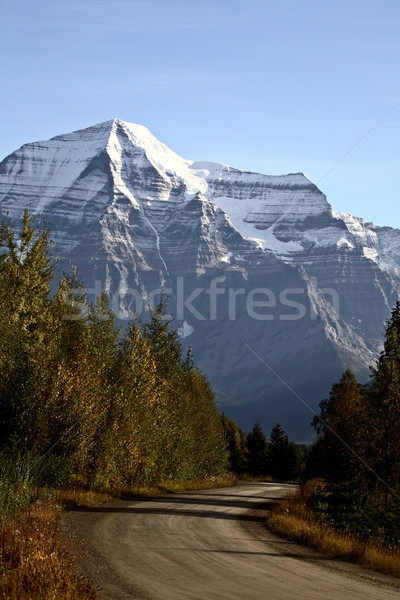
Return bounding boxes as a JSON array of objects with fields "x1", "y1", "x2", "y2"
[{"x1": 1, "y1": 118, "x2": 399, "y2": 440}]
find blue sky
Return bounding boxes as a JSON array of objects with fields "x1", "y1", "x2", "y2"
[{"x1": 1, "y1": 0, "x2": 399, "y2": 227}]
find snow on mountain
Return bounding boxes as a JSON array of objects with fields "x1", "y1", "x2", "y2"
[
  {"x1": 0, "y1": 120, "x2": 112, "y2": 216},
  {"x1": 1, "y1": 117, "x2": 395, "y2": 274},
  {"x1": 115, "y1": 120, "x2": 207, "y2": 198},
  {"x1": 0, "y1": 118, "x2": 399, "y2": 440}
]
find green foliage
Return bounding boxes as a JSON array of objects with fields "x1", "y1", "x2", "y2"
[
  {"x1": 142, "y1": 296, "x2": 182, "y2": 380},
  {"x1": 308, "y1": 370, "x2": 367, "y2": 486},
  {"x1": 308, "y1": 301, "x2": 400, "y2": 548},
  {"x1": 0, "y1": 451, "x2": 69, "y2": 524},
  {"x1": 0, "y1": 211, "x2": 55, "y2": 450},
  {"x1": 368, "y1": 300, "x2": 400, "y2": 491},
  {"x1": 246, "y1": 422, "x2": 269, "y2": 476},
  {"x1": 268, "y1": 423, "x2": 303, "y2": 481},
  {"x1": 0, "y1": 211, "x2": 228, "y2": 503},
  {"x1": 221, "y1": 416, "x2": 304, "y2": 480},
  {"x1": 221, "y1": 414, "x2": 248, "y2": 473}
]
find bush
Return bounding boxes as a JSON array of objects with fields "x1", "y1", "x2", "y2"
[{"x1": 0, "y1": 452, "x2": 69, "y2": 525}]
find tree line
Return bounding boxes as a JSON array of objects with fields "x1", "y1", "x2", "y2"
[
  {"x1": 0, "y1": 210, "x2": 228, "y2": 488},
  {"x1": 222, "y1": 298, "x2": 400, "y2": 547},
  {"x1": 305, "y1": 300, "x2": 400, "y2": 546},
  {"x1": 222, "y1": 418, "x2": 305, "y2": 481}
]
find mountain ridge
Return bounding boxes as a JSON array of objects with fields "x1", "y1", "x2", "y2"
[{"x1": 0, "y1": 119, "x2": 399, "y2": 440}]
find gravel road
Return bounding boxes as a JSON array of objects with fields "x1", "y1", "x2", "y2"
[{"x1": 63, "y1": 482, "x2": 400, "y2": 599}]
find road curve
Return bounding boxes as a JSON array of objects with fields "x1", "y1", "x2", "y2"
[{"x1": 63, "y1": 482, "x2": 400, "y2": 600}]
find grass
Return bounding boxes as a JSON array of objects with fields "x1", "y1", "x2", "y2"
[
  {"x1": 236, "y1": 474, "x2": 273, "y2": 483},
  {"x1": 120, "y1": 473, "x2": 238, "y2": 498},
  {"x1": 0, "y1": 452, "x2": 61, "y2": 525},
  {"x1": 268, "y1": 486, "x2": 400, "y2": 577},
  {"x1": 0, "y1": 498, "x2": 95, "y2": 600},
  {"x1": 59, "y1": 473, "x2": 237, "y2": 508},
  {"x1": 60, "y1": 473, "x2": 237, "y2": 507},
  {"x1": 60, "y1": 488, "x2": 118, "y2": 510}
]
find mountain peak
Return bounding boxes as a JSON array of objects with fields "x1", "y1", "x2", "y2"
[
  {"x1": 110, "y1": 118, "x2": 154, "y2": 140},
  {"x1": 0, "y1": 120, "x2": 400, "y2": 440},
  {"x1": 48, "y1": 117, "x2": 156, "y2": 148}
]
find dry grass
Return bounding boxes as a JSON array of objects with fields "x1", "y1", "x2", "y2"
[
  {"x1": 268, "y1": 490, "x2": 400, "y2": 577},
  {"x1": 0, "y1": 498, "x2": 96, "y2": 600},
  {"x1": 121, "y1": 473, "x2": 238, "y2": 498},
  {"x1": 60, "y1": 488, "x2": 117, "y2": 510},
  {"x1": 60, "y1": 474, "x2": 237, "y2": 506},
  {"x1": 237, "y1": 474, "x2": 273, "y2": 483}
]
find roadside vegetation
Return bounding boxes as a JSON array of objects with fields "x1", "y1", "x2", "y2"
[
  {"x1": 0, "y1": 496, "x2": 96, "y2": 600},
  {"x1": 268, "y1": 301, "x2": 400, "y2": 576},
  {"x1": 0, "y1": 211, "x2": 232, "y2": 598},
  {"x1": 268, "y1": 480, "x2": 400, "y2": 576}
]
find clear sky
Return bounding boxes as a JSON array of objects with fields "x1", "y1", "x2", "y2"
[{"x1": 1, "y1": 0, "x2": 399, "y2": 227}]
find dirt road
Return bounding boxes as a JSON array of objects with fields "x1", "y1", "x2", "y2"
[{"x1": 63, "y1": 482, "x2": 400, "y2": 599}]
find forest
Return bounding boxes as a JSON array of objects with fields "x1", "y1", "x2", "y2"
[
  {"x1": 0, "y1": 210, "x2": 306, "y2": 525},
  {"x1": 305, "y1": 300, "x2": 400, "y2": 548},
  {"x1": 0, "y1": 209, "x2": 229, "y2": 513},
  {"x1": 268, "y1": 299, "x2": 400, "y2": 567}
]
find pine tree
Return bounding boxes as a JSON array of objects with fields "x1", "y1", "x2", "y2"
[
  {"x1": 268, "y1": 423, "x2": 302, "y2": 482},
  {"x1": 246, "y1": 422, "x2": 268, "y2": 476},
  {"x1": 143, "y1": 297, "x2": 182, "y2": 381},
  {"x1": 180, "y1": 370, "x2": 228, "y2": 478},
  {"x1": 0, "y1": 209, "x2": 54, "y2": 332},
  {"x1": 309, "y1": 370, "x2": 366, "y2": 486},
  {"x1": 368, "y1": 301, "x2": 400, "y2": 491},
  {"x1": 0, "y1": 210, "x2": 55, "y2": 449}
]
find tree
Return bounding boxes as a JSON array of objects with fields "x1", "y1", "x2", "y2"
[
  {"x1": 0, "y1": 210, "x2": 56, "y2": 449},
  {"x1": 368, "y1": 301, "x2": 400, "y2": 492},
  {"x1": 304, "y1": 303, "x2": 400, "y2": 542},
  {"x1": 246, "y1": 422, "x2": 268, "y2": 476},
  {"x1": 0, "y1": 211, "x2": 229, "y2": 488},
  {"x1": 0, "y1": 209, "x2": 54, "y2": 332},
  {"x1": 268, "y1": 423, "x2": 302, "y2": 482},
  {"x1": 102, "y1": 320, "x2": 159, "y2": 486},
  {"x1": 309, "y1": 370, "x2": 367, "y2": 487},
  {"x1": 179, "y1": 369, "x2": 228, "y2": 478},
  {"x1": 221, "y1": 414, "x2": 247, "y2": 473},
  {"x1": 143, "y1": 297, "x2": 182, "y2": 381}
]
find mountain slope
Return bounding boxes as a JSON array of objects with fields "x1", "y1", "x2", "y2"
[{"x1": 0, "y1": 118, "x2": 398, "y2": 440}]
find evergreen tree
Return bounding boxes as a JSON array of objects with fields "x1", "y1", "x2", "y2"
[
  {"x1": 143, "y1": 297, "x2": 182, "y2": 380},
  {"x1": 309, "y1": 370, "x2": 367, "y2": 487},
  {"x1": 268, "y1": 423, "x2": 302, "y2": 481},
  {"x1": 246, "y1": 422, "x2": 268, "y2": 476},
  {"x1": 0, "y1": 209, "x2": 54, "y2": 332},
  {"x1": 368, "y1": 301, "x2": 400, "y2": 491},
  {"x1": 0, "y1": 210, "x2": 55, "y2": 449},
  {"x1": 180, "y1": 369, "x2": 228, "y2": 478}
]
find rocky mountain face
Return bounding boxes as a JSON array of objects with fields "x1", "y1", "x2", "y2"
[{"x1": 1, "y1": 118, "x2": 399, "y2": 440}]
